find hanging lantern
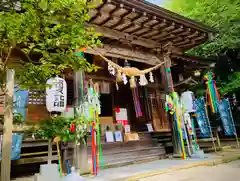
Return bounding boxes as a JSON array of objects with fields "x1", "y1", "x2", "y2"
[
  {"x1": 194, "y1": 70, "x2": 201, "y2": 77},
  {"x1": 46, "y1": 77, "x2": 67, "y2": 112},
  {"x1": 181, "y1": 91, "x2": 196, "y2": 113}
]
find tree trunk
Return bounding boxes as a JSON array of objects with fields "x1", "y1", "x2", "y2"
[{"x1": 1, "y1": 69, "x2": 14, "y2": 181}]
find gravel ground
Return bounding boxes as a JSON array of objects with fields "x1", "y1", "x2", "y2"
[{"x1": 141, "y1": 160, "x2": 240, "y2": 181}]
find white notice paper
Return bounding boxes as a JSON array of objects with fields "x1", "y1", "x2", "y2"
[
  {"x1": 124, "y1": 125, "x2": 131, "y2": 133},
  {"x1": 114, "y1": 131, "x2": 123, "y2": 142},
  {"x1": 105, "y1": 131, "x2": 114, "y2": 142},
  {"x1": 116, "y1": 108, "x2": 128, "y2": 121},
  {"x1": 146, "y1": 124, "x2": 154, "y2": 132}
]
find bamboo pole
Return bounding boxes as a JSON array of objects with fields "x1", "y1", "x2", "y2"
[
  {"x1": 1, "y1": 69, "x2": 14, "y2": 181},
  {"x1": 204, "y1": 98, "x2": 217, "y2": 152},
  {"x1": 215, "y1": 130, "x2": 221, "y2": 148},
  {"x1": 226, "y1": 98, "x2": 239, "y2": 148}
]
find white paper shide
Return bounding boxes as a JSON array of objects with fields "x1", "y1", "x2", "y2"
[{"x1": 46, "y1": 77, "x2": 67, "y2": 113}]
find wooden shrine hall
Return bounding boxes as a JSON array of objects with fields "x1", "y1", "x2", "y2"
[
  {"x1": 75, "y1": 0, "x2": 216, "y2": 169},
  {"x1": 0, "y1": 0, "x2": 217, "y2": 176}
]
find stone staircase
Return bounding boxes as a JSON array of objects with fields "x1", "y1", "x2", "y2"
[{"x1": 87, "y1": 132, "x2": 166, "y2": 168}]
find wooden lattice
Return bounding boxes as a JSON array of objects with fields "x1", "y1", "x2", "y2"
[
  {"x1": 28, "y1": 91, "x2": 45, "y2": 105},
  {"x1": 0, "y1": 90, "x2": 5, "y2": 115}
]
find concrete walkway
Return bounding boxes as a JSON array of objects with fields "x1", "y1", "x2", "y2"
[
  {"x1": 11, "y1": 149, "x2": 240, "y2": 181},
  {"x1": 141, "y1": 160, "x2": 240, "y2": 181},
  {"x1": 85, "y1": 149, "x2": 240, "y2": 181}
]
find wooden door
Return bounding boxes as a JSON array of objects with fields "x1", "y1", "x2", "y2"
[{"x1": 150, "y1": 92, "x2": 170, "y2": 132}]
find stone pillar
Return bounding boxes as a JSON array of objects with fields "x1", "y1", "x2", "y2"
[{"x1": 73, "y1": 143, "x2": 89, "y2": 174}]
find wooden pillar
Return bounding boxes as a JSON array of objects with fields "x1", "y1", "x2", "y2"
[
  {"x1": 1, "y1": 69, "x2": 14, "y2": 181},
  {"x1": 47, "y1": 139, "x2": 52, "y2": 164},
  {"x1": 73, "y1": 71, "x2": 88, "y2": 174},
  {"x1": 159, "y1": 52, "x2": 181, "y2": 155}
]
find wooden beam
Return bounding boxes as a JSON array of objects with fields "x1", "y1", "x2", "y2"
[
  {"x1": 144, "y1": 16, "x2": 159, "y2": 27},
  {"x1": 141, "y1": 30, "x2": 160, "y2": 38},
  {"x1": 89, "y1": 24, "x2": 162, "y2": 48},
  {"x1": 171, "y1": 25, "x2": 184, "y2": 34},
  {"x1": 158, "y1": 34, "x2": 175, "y2": 42},
  {"x1": 152, "y1": 19, "x2": 167, "y2": 29},
  {"x1": 161, "y1": 22, "x2": 176, "y2": 32},
  {"x1": 174, "y1": 39, "x2": 190, "y2": 46},
  {"x1": 186, "y1": 31, "x2": 199, "y2": 39},
  {"x1": 171, "y1": 54, "x2": 214, "y2": 65},
  {"x1": 84, "y1": 44, "x2": 161, "y2": 65},
  {"x1": 174, "y1": 77, "x2": 198, "y2": 87},
  {"x1": 178, "y1": 28, "x2": 192, "y2": 36},
  {"x1": 179, "y1": 35, "x2": 207, "y2": 49},
  {"x1": 110, "y1": 8, "x2": 137, "y2": 29},
  {"x1": 101, "y1": 4, "x2": 128, "y2": 27}
]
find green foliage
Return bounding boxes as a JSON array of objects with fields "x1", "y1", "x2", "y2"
[
  {"x1": 0, "y1": 0, "x2": 101, "y2": 91},
  {"x1": 29, "y1": 115, "x2": 91, "y2": 144},
  {"x1": 218, "y1": 72, "x2": 240, "y2": 95},
  {"x1": 0, "y1": 112, "x2": 24, "y2": 124},
  {"x1": 165, "y1": 0, "x2": 240, "y2": 56}
]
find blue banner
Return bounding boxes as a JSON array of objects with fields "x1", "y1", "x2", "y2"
[
  {"x1": 218, "y1": 99, "x2": 235, "y2": 136},
  {"x1": 0, "y1": 89, "x2": 29, "y2": 160},
  {"x1": 194, "y1": 98, "x2": 211, "y2": 138},
  {"x1": 13, "y1": 88, "x2": 29, "y2": 120}
]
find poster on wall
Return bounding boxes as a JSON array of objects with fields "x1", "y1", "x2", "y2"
[{"x1": 116, "y1": 108, "x2": 129, "y2": 125}]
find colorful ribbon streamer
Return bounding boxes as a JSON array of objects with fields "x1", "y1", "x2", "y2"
[
  {"x1": 204, "y1": 72, "x2": 220, "y2": 113},
  {"x1": 132, "y1": 87, "x2": 143, "y2": 118}
]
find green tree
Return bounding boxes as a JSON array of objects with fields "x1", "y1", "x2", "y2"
[
  {"x1": 165, "y1": 0, "x2": 240, "y2": 95},
  {"x1": 165, "y1": 0, "x2": 240, "y2": 57},
  {"x1": 0, "y1": 0, "x2": 101, "y2": 92}
]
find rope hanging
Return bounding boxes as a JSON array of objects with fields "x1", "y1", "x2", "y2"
[{"x1": 89, "y1": 47, "x2": 165, "y2": 88}]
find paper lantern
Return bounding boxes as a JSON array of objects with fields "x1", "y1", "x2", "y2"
[
  {"x1": 181, "y1": 91, "x2": 195, "y2": 113},
  {"x1": 46, "y1": 77, "x2": 67, "y2": 112}
]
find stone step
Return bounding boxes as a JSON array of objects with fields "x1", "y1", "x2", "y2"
[
  {"x1": 97, "y1": 146, "x2": 165, "y2": 157},
  {"x1": 88, "y1": 139, "x2": 159, "y2": 151},
  {"x1": 87, "y1": 132, "x2": 153, "y2": 144},
  {"x1": 103, "y1": 152, "x2": 165, "y2": 168},
  {"x1": 67, "y1": 141, "x2": 163, "y2": 157}
]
